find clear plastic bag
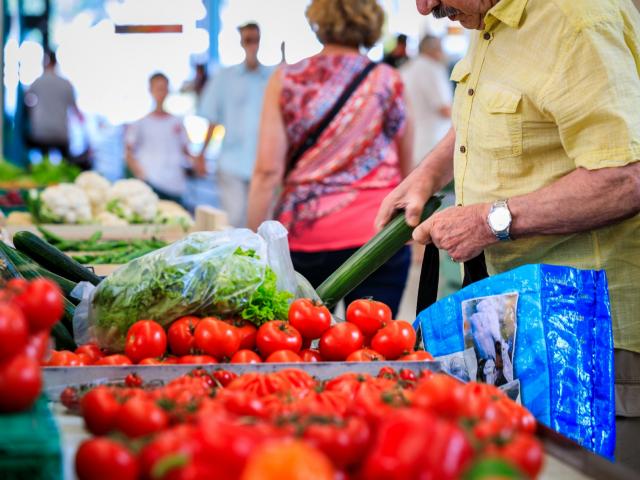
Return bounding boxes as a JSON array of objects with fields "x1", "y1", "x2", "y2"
[{"x1": 78, "y1": 225, "x2": 299, "y2": 352}]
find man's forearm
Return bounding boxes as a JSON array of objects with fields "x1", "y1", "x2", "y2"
[
  {"x1": 200, "y1": 124, "x2": 217, "y2": 155},
  {"x1": 510, "y1": 162, "x2": 640, "y2": 238}
]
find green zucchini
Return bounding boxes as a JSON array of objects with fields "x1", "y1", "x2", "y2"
[
  {"x1": 13, "y1": 231, "x2": 102, "y2": 286},
  {"x1": 0, "y1": 241, "x2": 78, "y2": 300},
  {"x1": 317, "y1": 196, "x2": 442, "y2": 309},
  {"x1": 52, "y1": 321, "x2": 77, "y2": 351}
]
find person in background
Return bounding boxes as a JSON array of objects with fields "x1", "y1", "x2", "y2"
[
  {"x1": 25, "y1": 51, "x2": 83, "y2": 160},
  {"x1": 197, "y1": 22, "x2": 273, "y2": 227},
  {"x1": 401, "y1": 35, "x2": 452, "y2": 166},
  {"x1": 181, "y1": 64, "x2": 209, "y2": 101},
  {"x1": 125, "y1": 72, "x2": 205, "y2": 204},
  {"x1": 247, "y1": 0, "x2": 414, "y2": 316},
  {"x1": 382, "y1": 33, "x2": 409, "y2": 69}
]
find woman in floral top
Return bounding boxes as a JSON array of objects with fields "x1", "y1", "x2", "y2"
[{"x1": 247, "y1": 0, "x2": 414, "y2": 314}]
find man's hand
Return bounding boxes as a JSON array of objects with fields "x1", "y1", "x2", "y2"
[
  {"x1": 375, "y1": 168, "x2": 436, "y2": 229},
  {"x1": 413, "y1": 203, "x2": 497, "y2": 262}
]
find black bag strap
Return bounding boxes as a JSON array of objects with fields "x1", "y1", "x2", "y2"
[
  {"x1": 415, "y1": 244, "x2": 490, "y2": 316},
  {"x1": 285, "y1": 61, "x2": 379, "y2": 175}
]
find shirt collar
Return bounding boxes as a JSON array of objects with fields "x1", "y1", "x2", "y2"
[{"x1": 484, "y1": 0, "x2": 528, "y2": 31}]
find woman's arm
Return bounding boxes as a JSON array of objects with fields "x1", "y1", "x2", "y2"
[
  {"x1": 246, "y1": 69, "x2": 288, "y2": 231},
  {"x1": 396, "y1": 90, "x2": 415, "y2": 178}
]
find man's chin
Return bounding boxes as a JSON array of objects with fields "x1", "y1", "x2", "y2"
[{"x1": 458, "y1": 15, "x2": 484, "y2": 30}]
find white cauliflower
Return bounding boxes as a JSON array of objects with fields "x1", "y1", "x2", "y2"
[
  {"x1": 75, "y1": 171, "x2": 111, "y2": 215},
  {"x1": 39, "y1": 184, "x2": 92, "y2": 224},
  {"x1": 106, "y1": 179, "x2": 158, "y2": 223},
  {"x1": 95, "y1": 211, "x2": 128, "y2": 227},
  {"x1": 156, "y1": 200, "x2": 194, "y2": 229}
]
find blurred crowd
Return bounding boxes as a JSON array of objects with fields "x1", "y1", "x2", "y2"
[{"x1": 23, "y1": 0, "x2": 455, "y2": 313}]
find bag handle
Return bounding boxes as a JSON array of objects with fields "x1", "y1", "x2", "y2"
[{"x1": 285, "y1": 61, "x2": 379, "y2": 176}]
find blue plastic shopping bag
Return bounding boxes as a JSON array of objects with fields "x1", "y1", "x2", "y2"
[{"x1": 413, "y1": 264, "x2": 615, "y2": 458}]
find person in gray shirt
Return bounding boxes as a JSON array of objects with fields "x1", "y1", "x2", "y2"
[{"x1": 25, "y1": 51, "x2": 83, "y2": 159}]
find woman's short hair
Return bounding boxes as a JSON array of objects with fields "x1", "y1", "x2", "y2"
[{"x1": 306, "y1": 0, "x2": 384, "y2": 49}]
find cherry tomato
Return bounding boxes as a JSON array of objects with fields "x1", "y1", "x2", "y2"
[
  {"x1": 125, "y1": 373, "x2": 143, "y2": 388},
  {"x1": 178, "y1": 354, "x2": 218, "y2": 364},
  {"x1": 0, "y1": 353, "x2": 42, "y2": 412},
  {"x1": 229, "y1": 319, "x2": 258, "y2": 350},
  {"x1": 75, "y1": 343, "x2": 103, "y2": 362},
  {"x1": 371, "y1": 320, "x2": 416, "y2": 360},
  {"x1": 399, "y1": 369, "x2": 417, "y2": 382},
  {"x1": 230, "y1": 349, "x2": 262, "y2": 364},
  {"x1": 167, "y1": 316, "x2": 200, "y2": 356},
  {"x1": 256, "y1": 321, "x2": 302, "y2": 357},
  {"x1": 194, "y1": 317, "x2": 241, "y2": 360},
  {"x1": 213, "y1": 369, "x2": 238, "y2": 387},
  {"x1": 346, "y1": 348, "x2": 385, "y2": 362},
  {"x1": 11, "y1": 279, "x2": 63, "y2": 332},
  {"x1": 288, "y1": 298, "x2": 332, "y2": 340},
  {"x1": 319, "y1": 323, "x2": 364, "y2": 361},
  {"x1": 95, "y1": 354, "x2": 133, "y2": 366},
  {"x1": 346, "y1": 299, "x2": 391, "y2": 337},
  {"x1": 377, "y1": 366, "x2": 398, "y2": 380},
  {"x1": 24, "y1": 331, "x2": 51, "y2": 362},
  {"x1": 81, "y1": 386, "x2": 122, "y2": 435},
  {"x1": 75, "y1": 438, "x2": 139, "y2": 480},
  {"x1": 0, "y1": 302, "x2": 28, "y2": 361},
  {"x1": 115, "y1": 397, "x2": 169, "y2": 438},
  {"x1": 46, "y1": 350, "x2": 83, "y2": 366},
  {"x1": 266, "y1": 350, "x2": 302, "y2": 363},
  {"x1": 399, "y1": 350, "x2": 434, "y2": 361},
  {"x1": 125, "y1": 320, "x2": 167, "y2": 363},
  {"x1": 300, "y1": 349, "x2": 323, "y2": 362},
  {"x1": 60, "y1": 386, "x2": 79, "y2": 411}
]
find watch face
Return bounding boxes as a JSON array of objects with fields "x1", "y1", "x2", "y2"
[{"x1": 489, "y1": 208, "x2": 511, "y2": 231}]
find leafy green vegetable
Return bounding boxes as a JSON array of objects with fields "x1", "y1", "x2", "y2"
[
  {"x1": 241, "y1": 267, "x2": 293, "y2": 325},
  {"x1": 0, "y1": 158, "x2": 80, "y2": 186}
]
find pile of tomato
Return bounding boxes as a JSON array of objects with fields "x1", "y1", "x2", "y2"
[
  {"x1": 0, "y1": 278, "x2": 63, "y2": 412},
  {"x1": 68, "y1": 367, "x2": 543, "y2": 480},
  {"x1": 46, "y1": 299, "x2": 434, "y2": 366}
]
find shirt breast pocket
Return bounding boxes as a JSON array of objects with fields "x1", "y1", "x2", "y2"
[{"x1": 477, "y1": 85, "x2": 523, "y2": 159}]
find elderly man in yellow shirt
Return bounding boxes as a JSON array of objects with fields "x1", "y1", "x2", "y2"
[{"x1": 377, "y1": 0, "x2": 640, "y2": 462}]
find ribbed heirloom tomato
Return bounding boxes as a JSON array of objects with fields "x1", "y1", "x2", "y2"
[
  {"x1": 256, "y1": 321, "x2": 302, "y2": 358},
  {"x1": 319, "y1": 323, "x2": 364, "y2": 361},
  {"x1": 194, "y1": 317, "x2": 241, "y2": 360},
  {"x1": 125, "y1": 320, "x2": 167, "y2": 363},
  {"x1": 346, "y1": 299, "x2": 391, "y2": 337},
  {"x1": 288, "y1": 299, "x2": 332, "y2": 340}
]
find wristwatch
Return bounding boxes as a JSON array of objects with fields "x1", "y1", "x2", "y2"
[{"x1": 487, "y1": 200, "x2": 512, "y2": 241}]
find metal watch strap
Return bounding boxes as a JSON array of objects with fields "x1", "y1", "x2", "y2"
[{"x1": 491, "y1": 200, "x2": 511, "y2": 241}]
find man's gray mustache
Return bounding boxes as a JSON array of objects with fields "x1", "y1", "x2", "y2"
[{"x1": 432, "y1": 5, "x2": 461, "y2": 18}]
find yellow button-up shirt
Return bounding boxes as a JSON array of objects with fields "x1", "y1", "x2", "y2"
[{"x1": 451, "y1": 0, "x2": 640, "y2": 352}]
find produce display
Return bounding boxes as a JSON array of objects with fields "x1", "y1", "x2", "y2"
[
  {"x1": 45, "y1": 298, "x2": 432, "y2": 365},
  {"x1": 0, "y1": 157, "x2": 81, "y2": 187},
  {"x1": 64, "y1": 367, "x2": 543, "y2": 479},
  {"x1": 0, "y1": 278, "x2": 64, "y2": 412},
  {"x1": 39, "y1": 227, "x2": 167, "y2": 265},
  {"x1": 24, "y1": 171, "x2": 193, "y2": 227}
]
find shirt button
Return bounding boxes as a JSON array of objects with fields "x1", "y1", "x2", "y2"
[
  {"x1": 459, "y1": 145, "x2": 467, "y2": 154},
  {"x1": 483, "y1": 32, "x2": 491, "y2": 40},
  {"x1": 468, "y1": 88, "x2": 475, "y2": 96}
]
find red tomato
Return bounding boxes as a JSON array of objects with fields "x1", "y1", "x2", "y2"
[
  {"x1": 300, "y1": 349, "x2": 323, "y2": 362},
  {"x1": 266, "y1": 350, "x2": 302, "y2": 363},
  {"x1": 138, "y1": 425, "x2": 202, "y2": 480},
  {"x1": 76, "y1": 353, "x2": 93, "y2": 365},
  {"x1": 493, "y1": 434, "x2": 544, "y2": 478},
  {"x1": 24, "y1": 331, "x2": 51, "y2": 362},
  {"x1": 95, "y1": 354, "x2": 133, "y2": 366},
  {"x1": 125, "y1": 373, "x2": 143, "y2": 388},
  {"x1": 178, "y1": 354, "x2": 218, "y2": 364},
  {"x1": 167, "y1": 316, "x2": 200, "y2": 356},
  {"x1": 346, "y1": 348, "x2": 385, "y2": 362},
  {"x1": 162, "y1": 356, "x2": 179, "y2": 364},
  {"x1": 125, "y1": 320, "x2": 167, "y2": 363},
  {"x1": 60, "y1": 386, "x2": 79, "y2": 411},
  {"x1": 194, "y1": 317, "x2": 241, "y2": 360},
  {"x1": 0, "y1": 302, "x2": 28, "y2": 361},
  {"x1": 80, "y1": 386, "x2": 121, "y2": 435},
  {"x1": 213, "y1": 369, "x2": 238, "y2": 387},
  {"x1": 399, "y1": 350, "x2": 434, "y2": 361},
  {"x1": 303, "y1": 416, "x2": 371, "y2": 470},
  {"x1": 75, "y1": 438, "x2": 139, "y2": 480},
  {"x1": 345, "y1": 299, "x2": 391, "y2": 337},
  {"x1": 399, "y1": 369, "x2": 417, "y2": 382},
  {"x1": 228, "y1": 319, "x2": 258, "y2": 350},
  {"x1": 11, "y1": 279, "x2": 64, "y2": 332},
  {"x1": 115, "y1": 397, "x2": 169, "y2": 438},
  {"x1": 139, "y1": 357, "x2": 164, "y2": 365},
  {"x1": 288, "y1": 298, "x2": 331, "y2": 340},
  {"x1": 0, "y1": 353, "x2": 42, "y2": 412},
  {"x1": 46, "y1": 350, "x2": 83, "y2": 366},
  {"x1": 75, "y1": 343, "x2": 103, "y2": 362},
  {"x1": 377, "y1": 366, "x2": 398, "y2": 380},
  {"x1": 319, "y1": 323, "x2": 364, "y2": 361},
  {"x1": 256, "y1": 321, "x2": 302, "y2": 357},
  {"x1": 370, "y1": 320, "x2": 416, "y2": 360},
  {"x1": 411, "y1": 373, "x2": 466, "y2": 418},
  {"x1": 230, "y1": 349, "x2": 262, "y2": 364}
]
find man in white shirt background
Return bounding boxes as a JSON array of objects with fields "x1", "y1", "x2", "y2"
[{"x1": 401, "y1": 35, "x2": 452, "y2": 166}]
